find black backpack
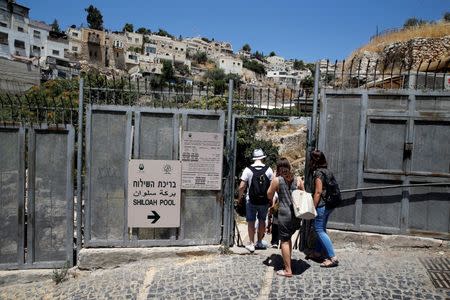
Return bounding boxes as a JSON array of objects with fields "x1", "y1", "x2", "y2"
[
  {"x1": 317, "y1": 169, "x2": 342, "y2": 208},
  {"x1": 248, "y1": 165, "x2": 270, "y2": 205}
]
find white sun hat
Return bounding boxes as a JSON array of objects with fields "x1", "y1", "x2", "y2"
[{"x1": 252, "y1": 148, "x2": 266, "y2": 160}]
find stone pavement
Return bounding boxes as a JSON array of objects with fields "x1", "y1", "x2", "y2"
[{"x1": 0, "y1": 246, "x2": 449, "y2": 299}]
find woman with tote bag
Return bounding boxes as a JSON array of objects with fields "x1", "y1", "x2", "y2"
[{"x1": 267, "y1": 158, "x2": 304, "y2": 277}]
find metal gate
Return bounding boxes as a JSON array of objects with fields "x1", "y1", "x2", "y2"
[
  {"x1": 318, "y1": 89, "x2": 450, "y2": 238},
  {"x1": 0, "y1": 125, "x2": 74, "y2": 269},
  {"x1": 84, "y1": 104, "x2": 225, "y2": 247}
]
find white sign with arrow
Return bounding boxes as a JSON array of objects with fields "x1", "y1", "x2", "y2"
[{"x1": 128, "y1": 160, "x2": 181, "y2": 228}]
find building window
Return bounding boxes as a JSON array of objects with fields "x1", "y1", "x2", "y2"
[
  {"x1": 52, "y1": 49, "x2": 60, "y2": 56},
  {"x1": 0, "y1": 22, "x2": 7, "y2": 28},
  {"x1": 17, "y1": 26, "x2": 24, "y2": 32},
  {"x1": 222, "y1": 60, "x2": 224, "y2": 63},
  {"x1": 72, "y1": 46, "x2": 78, "y2": 52},
  {"x1": 135, "y1": 38, "x2": 139, "y2": 43},
  {"x1": 33, "y1": 30, "x2": 41, "y2": 39},
  {"x1": 0, "y1": 32, "x2": 8, "y2": 45},
  {"x1": 14, "y1": 40, "x2": 25, "y2": 49}
]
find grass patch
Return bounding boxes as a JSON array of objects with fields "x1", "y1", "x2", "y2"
[{"x1": 52, "y1": 261, "x2": 70, "y2": 285}]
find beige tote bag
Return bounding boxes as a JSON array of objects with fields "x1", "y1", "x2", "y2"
[{"x1": 291, "y1": 190, "x2": 317, "y2": 220}]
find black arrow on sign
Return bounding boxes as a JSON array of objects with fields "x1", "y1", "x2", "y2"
[{"x1": 147, "y1": 211, "x2": 160, "y2": 224}]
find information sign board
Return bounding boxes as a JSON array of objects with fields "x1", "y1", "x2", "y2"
[
  {"x1": 128, "y1": 160, "x2": 181, "y2": 228},
  {"x1": 181, "y1": 131, "x2": 223, "y2": 190}
]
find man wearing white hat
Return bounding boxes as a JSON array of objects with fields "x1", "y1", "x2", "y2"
[{"x1": 238, "y1": 148, "x2": 274, "y2": 252}]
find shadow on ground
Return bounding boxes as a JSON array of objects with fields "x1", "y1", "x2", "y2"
[{"x1": 262, "y1": 254, "x2": 311, "y2": 275}]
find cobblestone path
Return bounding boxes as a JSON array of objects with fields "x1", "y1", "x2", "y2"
[{"x1": 0, "y1": 249, "x2": 449, "y2": 299}]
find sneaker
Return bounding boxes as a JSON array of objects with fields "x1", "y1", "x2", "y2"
[
  {"x1": 245, "y1": 243, "x2": 255, "y2": 253},
  {"x1": 255, "y1": 240, "x2": 268, "y2": 250},
  {"x1": 271, "y1": 243, "x2": 278, "y2": 249}
]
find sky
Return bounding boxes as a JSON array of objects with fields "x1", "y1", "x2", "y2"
[{"x1": 21, "y1": 0, "x2": 450, "y2": 62}]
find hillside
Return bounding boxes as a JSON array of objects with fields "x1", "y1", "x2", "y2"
[{"x1": 348, "y1": 22, "x2": 450, "y2": 69}]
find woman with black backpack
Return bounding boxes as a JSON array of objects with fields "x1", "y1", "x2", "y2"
[{"x1": 307, "y1": 150, "x2": 339, "y2": 268}]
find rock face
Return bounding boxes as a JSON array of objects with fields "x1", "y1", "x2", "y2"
[
  {"x1": 255, "y1": 120, "x2": 307, "y2": 175},
  {"x1": 351, "y1": 36, "x2": 450, "y2": 71},
  {"x1": 382, "y1": 36, "x2": 450, "y2": 68},
  {"x1": 343, "y1": 35, "x2": 449, "y2": 87}
]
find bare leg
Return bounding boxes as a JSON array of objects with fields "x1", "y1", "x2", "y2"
[
  {"x1": 247, "y1": 221, "x2": 256, "y2": 244},
  {"x1": 280, "y1": 241, "x2": 292, "y2": 275},
  {"x1": 257, "y1": 219, "x2": 266, "y2": 242}
]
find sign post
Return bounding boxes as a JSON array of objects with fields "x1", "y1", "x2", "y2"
[{"x1": 128, "y1": 160, "x2": 181, "y2": 228}]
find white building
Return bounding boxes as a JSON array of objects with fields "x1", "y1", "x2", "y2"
[
  {"x1": 139, "y1": 53, "x2": 162, "y2": 75},
  {"x1": 0, "y1": 0, "x2": 31, "y2": 59},
  {"x1": 29, "y1": 20, "x2": 50, "y2": 59},
  {"x1": 147, "y1": 34, "x2": 188, "y2": 65},
  {"x1": 266, "y1": 70, "x2": 310, "y2": 88},
  {"x1": 185, "y1": 37, "x2": 233, "y2": 60},
  {"x1": 237, "y1": 49, "x2": 251, "y2": 59},
  {"x1": 46, "y1": 32, "x2": 68, "y2": 61},
  {"x1": 126, "y1": 31, "x2": 143, "y2": 49},
  {"x1": 67, "y1": 27, "x2": 82, "y2": 56},
  {"x1": 218, "y1": 56, "x2": 243, "y2": 75},
  {"x1": 266, "y1": 55, "x2": 285, "y2": 71}
]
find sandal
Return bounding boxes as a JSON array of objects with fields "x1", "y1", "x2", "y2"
[
  {"x1": 276, "y1": 270, "x2": 293, "y2": 277},
  {"x1": 320, "y1": 259, "x2": 339, "y2": 268}
]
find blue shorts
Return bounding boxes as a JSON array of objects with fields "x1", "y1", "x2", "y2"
[{"x1": 246, "y1": 201, "x2": 269, "y2": 222}]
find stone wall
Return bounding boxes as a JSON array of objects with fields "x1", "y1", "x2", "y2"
[
  {"x1": 382, "y1": 36, "x2": 450, "y2": 68},
  {"x1": 0, "y1": 58, "x2": 40, "y2": 93},
  {"x1": 255, "y1": 121, "x2": 307, "y2": 175},
  {"x1": 351, "y1": 35, "x2": 450, "y2": 72}
]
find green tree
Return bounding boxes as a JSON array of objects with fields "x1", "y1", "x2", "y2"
[
  {"x1": 205, "y1": 67, "x2": 228, "y2": 95},
  {"x1": 205, "y1": 68, "x2": 225, "y2": 81},
  {"x1": 123, "y1": 23, "x2": 134, "y2": 32},
  {"x1": 293, "y1": 59, "x2": 305, "y2": 70},
  {"x1": 85, "y1": 5, "x2": 104, "y2": 30},
  {"x1": 192, "y1": 51, "x2": 208, "y2": 64},
  {"x1": 175, "y1": 63, "x2": 190, "y2": 76},
  {"x1": 136, "y1": 27, "x2": 150, "y2": 34},
  {"x1": 305, "y1": 63, "x2": 315, "y2": 76},
  {"x1": 269, "y1": 51, "x2": 276, "y2": 57},
  {"x1": 50, "y1": 19, "x2": 60, "y2": 33},
  {"x1": 444, "y1": 12, "x2": 450, "y2": 22},
  {"x1": 300, "y1": 75, "x2": 314, "y2": 89},
  {"x1": 225, "y1": 73, "x2": 241, "y2": 87},
  {"x1": 156, "y1": 28, "x2": 174, "y2": 38},
  {"x1": 243, "y1": 59, "x2": 266, "y2": 75},
  {"x1": 252, "y1": 51, "x2": 264, "y2": 61},
  {"x1": 403, "y1": 17, "x2": 427, "y2": 28},
  {"x1": 161, "y1": 60, "x2": 175, "y2": 81},
  {"x1": 242, "y1": 43, "x2": 251, "y2": 52}
]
